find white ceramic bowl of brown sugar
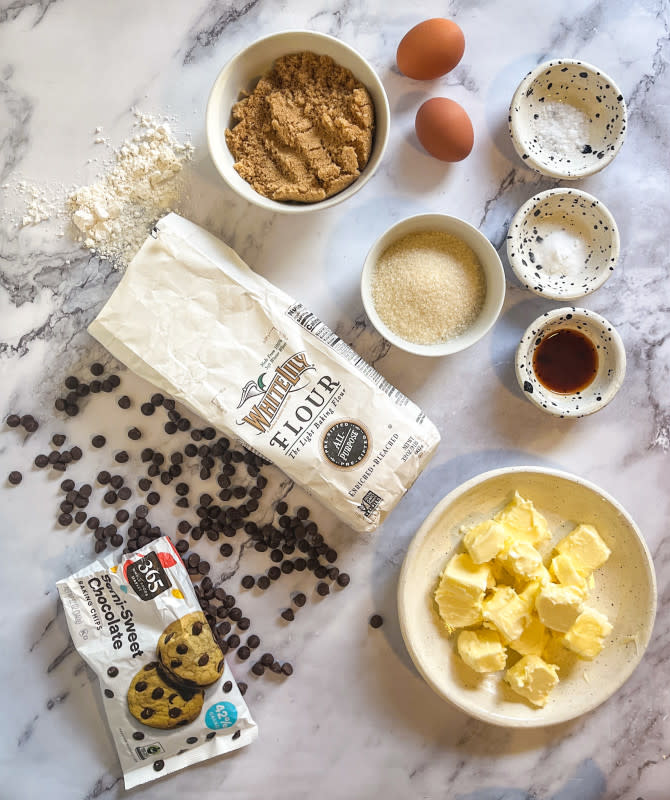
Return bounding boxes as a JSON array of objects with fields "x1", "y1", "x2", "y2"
[
  {"x1": 206, "y1": 30, "x2": 390, "y2": 213},
  {"x1": 361, "y1": 214, "x2": 506, "y2": 356}
]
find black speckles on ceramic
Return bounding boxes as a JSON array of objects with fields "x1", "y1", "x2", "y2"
[
  {"x1": 515, "y1": 307, "x2": 626, "y2": 418},
  {"x1": 509, "y1": 59, "x2": 627, "y2": 179},
  {"x1": 507, "y1": 188, "x2": 620, "y2": 300}
]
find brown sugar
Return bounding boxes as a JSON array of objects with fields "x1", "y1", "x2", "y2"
[{"x1": 225, "y1": 51, "x2": 375, "y2": 203}]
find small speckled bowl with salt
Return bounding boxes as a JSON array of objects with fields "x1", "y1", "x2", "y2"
[
  {"x1": 507, "y1": 188, "x2": 620, "y2": 300},
  {"x1": 516, "y1": 307, "x2": 626, "y2": 418},
  {"x1": 509, "y1": 59, "x2": 627, "y2": 179}
]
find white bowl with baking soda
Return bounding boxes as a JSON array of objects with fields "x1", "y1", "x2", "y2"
[
  {"x1": 361, "y1": 214, "x2": 505, "y2": 356},
  {"x1": 206, "y1": 30, "x2": 390, "y2": 213}
]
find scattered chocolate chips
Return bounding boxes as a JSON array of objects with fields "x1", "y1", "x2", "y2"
[
  {"x1": 281, "y1": 662, "x2": 293, "y2": 676},
  {"x1": 281, "y1": 609, "x2": 295, "y2": 622},
  {"x1": 293, "y1": 593, "x2": 306, "y2": 608},
  {"x1": 316, "y1": 582, "x2": 330, "y2": 597},
  {"x1": 336, "y1": 573, "x2": 350, "y2": 587},
  {"x1": 369, "y1": 614, "x2": 384, "y2": 629},
  {"x1": 140, "y1": 403, "x2": 155, "y2": 416},
  {"x1": 8, "y1": 471, "x2": 22, "y2": 485},
  {"x1": 6, "y1": 414, "x2": 20, "y2": 428},
  {"x1": 251, "y1": 662, "x2": 265, "y2": 676},
  {"x1": 128, "y1": 427, "x2": 142, "y2": 440},
  {"x1": 118, "y1": 395, "x2": 131, "y2": 409},
  {"x1": 115, "y1": 450, "x2": 129, "y2": 464},
  {"x1": 92, "y1": 435, "x2": 106, "y2": 448}
]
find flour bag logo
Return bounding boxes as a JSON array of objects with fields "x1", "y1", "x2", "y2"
[{"x1": 236, "y1": 352, "x2": 315, "y2": 433}]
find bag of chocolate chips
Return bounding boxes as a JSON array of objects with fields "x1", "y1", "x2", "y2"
[
  {"x1": 56, "y1": 537, "x2": 257, "y2": 788},
  {"x1": 89, "y1": 213, "x2": 440, "y2": 532}
]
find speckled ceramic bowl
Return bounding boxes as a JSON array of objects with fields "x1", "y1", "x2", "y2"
[
  {"x1": 516, "y1": 307, "x2": 626, "y2": 418},
  {"x1": 509, "y1": 59, "x2": 627, "y2": 179},
  {"x1": 398, "y1": 467, "x2": 656, "y2": 727},
  {"x1": 507, "y1": 188, "x2": 620, "y2": 300}
]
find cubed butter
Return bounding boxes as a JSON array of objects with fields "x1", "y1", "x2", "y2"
[
  {"x1": 518, "y1": 577, "x2": 548, "y2": 611},
  {"x1": 564, "y1": 608, "x2": 613, "y2": 659},
  {"x1": 550, "y1": 553, "x2": 589, "y2": 595},
  {"x1": 498, "y1": 542, "x2": 546, "y2": 582},
  {"x1": 434, "y1": 577, "x2": 483, "y2": 632},
  {"x1": 509, "y1": 615, "x2": 550, "y2": 657},
  {"x1": 495, "y1": 491, "x2": 552, "y2": 546},
  {"x1": 444, "y1": 553, "x2": 493, "y2": 593},
  {"x1": 505, "y1": 655, "x2": 559, "y2": 707},
  {"x1": 463, "y1": 519, "x2": 508, "y2": 563},
  {"x1": 536, "y1": 583, "x2": 584, "y2": 633},
  {"x1": 457, "y1": 629, "x2": 507, "y2": 673},
  {"x1": 556, "y1": 524, "x2": 611, "y2": 573},
  {"x1": 542, "y1": 631, "x2": 567, "y2": 664},
  {"x1": 482, "y1": 586, "x2": 531, "y2": 642}
]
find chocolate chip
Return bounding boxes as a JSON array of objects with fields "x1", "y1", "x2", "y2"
[
  {"x1": 251, "y1": 662, "x2": 265, "y2": 676},
  {"x1": 34, "y1": 454, "x2": 48, "y2": 468},
  {"x1": 151, "y1": 687, "x2": 164, "y2": 700},
  {"x1": 110, "y1": 474, "x2": 124, "y2": 489},
  {"x1": 74, "y1": 511, "x2": 87, "y2": 524},
  {"x1": 197, "y1": 654, "x2": 209, "y2": 666},
  {"x1": 293, "y1": 593, "x2": 307, "y2": 608},
  {"x1": 170, "y1": 659, "x2": 182, "y2": 669},
  {"x1": 111, "y1": 534, "x2": 123, "y2": 547},
  {"x1": 198, "y1": 561, "x2": 210, "y2": 575},
  {"x1": 58, "y1": 513, "x2": 72, "y2": 525},
  {"x1": 140, "y1": 403, "x2": 155, "y2": 416},
  {"x1": 104, "y1": 490, "x2": 117, "y2": 504},
  {"x1": 336, "y1": 573, "x2": 350, "y2": 587},
  {"x1": 103, "y1": 688, "x2": 114, "y2": 698},
  {"x1": 281, "y1": 662, "x2": 293, "y2": 676},
  {"x1": 97, "y1": 470, "x2": 111, "y2": 484},
  {"x1": 260, "y1": 653, "x2": 274, "y2": 667},
  {"x1": 8, "y1": 471, "x2": 22, "y2": 485},
  {"x1": 163, "y1": 398, "x2": 176, "y2": 411},
  {"x1": 237, "y1": 617, "x2": 250, "y2": 631},
  {"x1": 108, "y1": 375, "x2": 121, "y2": 388},
  {"x1": 369, "y1": 614, "x2": 383, "y2": 629},
  {"x1": 150, "y1": 392, "x2": 164, "y2": 406},
  {"x1": 147, "y1": 492, "x2": 160, "y2": 505},
  {"x1": 220, "y1": 543, "x2": 233, "y2": 557},
  {"x1": 118, "y1": 487, "x2": 131, "y2": 501},
  {"x1": 222, "y1": 680, "x2": 233, "y2": 694},
  {"x1": 64, "y1": 376, "x2": 78, "y2": 390},
  {"x1": 89, "y1": 381, "x2": 101, "y2": 394},
  {"x1": 205, "y1": 731, "x2": 215, "y2": 741},
  {"x1": 192, "y1": 621, "x2": 203, "y2": 635},
  {"x1": 132, "y1": 731, "x2": 144, "y2": 740},
  {"x1": 168, "y1": 707, "x2": 182, "y2": 718},
  {"x1": 238, "y1": 682, "x2": 247, "y2": 696},
  {"x1": 176, "y1": 644, "x2": 188, "y2": 655},
  {"x1": 217, "y1": 621, "x2": 231, "y2": 637},
  {"x1": 51, "y1": 434, "x2": 66, "y2": 447},
  {"x1": 229, "y1": 607, "x2": 242, "y2": 622},
  {"x1": 89, "y1": 362, "x2": 103, "y2": 376},
  {"x1": 128, "y1": 427, "x2": 142, "y2": 440},
  {"x1": 153, "y1": 760, "x2": 164, "y2": 772},
  {"x1": 135, "y1": 681, "x2": 148, "y2": 692},
  {"x1": 270, "y1": 661, "x2": 282, "y2": 674},
  {"x1": 136, "y1": 505, "x2": 148, "y2": 518},
  {"x1": 227, "y1": 634, "x2": 240, "y2": 648},
  {"x1": 138, "y1": 478, "x2": 152, "y2": 492},
  {"x1": 115, "y1": 450, "x2": 129, "y2": 464},
  {"x1": 256, "y1": 575, "x2": 270, "y2": 590},
  {"x1": 281, "y1": 609, "x2": 295, "y2": 622},
  {"x1": 175, "y1": 482, "x2": 189, "y2": 497},
  {"x1": 101, "y1": 380, "x2": 113, "y2": 393},
  {"x1": 268, "y1": 566, "x2": 281, "y2": 581},
  {"x1": 6, "y1": 414, "x2": 20, "y2": 428},
  {"x1": 107, "y1": 666, "x2": 119, "y2": 678},
  {"x1": 117, "y1": 395, "x2": 131, "y2": 409},
  {"x1": 316, "y1": 582, "x2": 330, "y2": 596}
]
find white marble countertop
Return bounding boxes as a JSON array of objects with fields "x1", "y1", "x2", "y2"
[{"x1": 1, "y1": 0, "x2": 669, "y2": 797}]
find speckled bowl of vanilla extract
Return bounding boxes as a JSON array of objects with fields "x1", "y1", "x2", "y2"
[{"x1": 515, "y1": 307, "x2": 626, "y2": 418}]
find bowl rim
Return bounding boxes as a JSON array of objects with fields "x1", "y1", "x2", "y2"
[
  {"x1": 515, "y1": 306, "x2": 627, "y2": 417},
  {"x1": 205, "y1": 28, "x2": 390, "y2": 214},
  {"x1": 360, "y1": 212, "x2": 506, "y2": 357},
  {"x1": 397, "y1": 465, "x2": 657, "y2": 728},
  {"x1": 506, "y1": 187, "x2": 620, "y2": 301},
  {"x1": 508, "y1": 58, "x2": 627, "y2": 180}
]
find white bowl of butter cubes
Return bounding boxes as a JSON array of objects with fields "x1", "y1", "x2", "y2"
[{"x1": 398, "y1": 467, "x2": 656, "y2": 727}]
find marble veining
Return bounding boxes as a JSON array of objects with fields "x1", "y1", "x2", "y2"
[{"x1": 0, "y1": 0, "x2": 669, "y2": 798}]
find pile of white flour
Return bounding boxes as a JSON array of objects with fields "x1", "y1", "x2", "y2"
[{"x1": 68, "y1": 111, "x2": 193, "y2": 267}]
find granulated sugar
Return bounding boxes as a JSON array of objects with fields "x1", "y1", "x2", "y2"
[
  {"x1": 68, "y1": 111, "x2": 193, "y2": 268},
  {"x1": 371, "y1": 231, "x2": 486, "y2": 345}
]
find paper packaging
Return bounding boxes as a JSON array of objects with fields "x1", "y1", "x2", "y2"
[
  {"x1": 56, "y1": 538, "x2": 257, "y2": 789},
  {"x1": 89, "y1": 213, "x2": 440, "y2": 532}
]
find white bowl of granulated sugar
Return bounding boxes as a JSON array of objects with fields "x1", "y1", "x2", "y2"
[{"x1": 361, "y1": 214, "x2": 506, "y2": 357}]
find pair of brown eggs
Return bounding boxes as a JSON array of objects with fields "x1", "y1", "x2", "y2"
[{"x1": 396, "y1": 18, "x2": 473, "y2": 162}]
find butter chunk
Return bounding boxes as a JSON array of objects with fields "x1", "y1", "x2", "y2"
[
  {"x1": 505, "y1": 655, "x2": 559, "y2": 707},
  {"x1": 542, "y1": 631, "x2": 567, "y2": 664},
  {"x1": 495, "y1": 491, "x2": 552, "y2": 546},
  {"x1": 536, "y1": 583, "x2": 584, "y2": 633},
  {"x1": 556, "y1": 524, "x2": 611, "y2": 574},
  {"x1": 509, "y1": 615, "x2": 550, "y2": 657},
  {"x1": 498, "y1": 542, "x2": 546, "y2": 582},
  {"x1": 564, "y1": 608, "x2": 613, "y2": 660},
  {"x1": 444, "y1": 553, "x2": 493, "y2": 593},
  {"x1": 457, "y1": 629, "x2": 507, "y2": 673},
  {"x1": 483, "y1": 586, "x2": 531, "y2": 642},
  {"x1": 550, "y1": 553, "x2": 589, "y2": 595},
  {"x1": 434, "y1": 577, "x2": 483, "y2": 633},
  {"x1": 463, "y1": 519, "x2": 508, "y2": 563}
]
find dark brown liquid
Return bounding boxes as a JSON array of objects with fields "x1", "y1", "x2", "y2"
[{"x1": 533, "y1": 328, "x2": 598, "y2": 394}]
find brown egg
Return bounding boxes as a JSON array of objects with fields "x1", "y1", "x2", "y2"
[
  {"x1": 397, "y1": 18, "x2": 465, "y2": 81},
  {"x1": 415, "y1": 98, "x2": 474, "y2": 162}
]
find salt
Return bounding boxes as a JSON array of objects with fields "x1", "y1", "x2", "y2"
[{"x1": 533, "y1": 101, "x2": 591, "y2": 157}]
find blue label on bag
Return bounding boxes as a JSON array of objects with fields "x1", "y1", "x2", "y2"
[{"x1": 205, "y1": 701, "x2": 237, "y2": 730}]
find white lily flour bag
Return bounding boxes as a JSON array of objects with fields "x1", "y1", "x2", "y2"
[{"x1": 89, "y1": 213, "x2": 440, "y2": 532}]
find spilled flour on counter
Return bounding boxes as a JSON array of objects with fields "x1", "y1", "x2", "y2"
[
  {"x1": 68, "y1": 111, "x2": 193, "y2": 268},
  {"x1": 2, "y1": 110, "x2": 193, "y2": 270}
]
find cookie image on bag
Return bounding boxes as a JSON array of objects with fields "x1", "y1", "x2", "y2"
[
  {"x1": 157, "y1": 611, "x2": 225, "y2": 688},
  {"x1": 127, "y1": 661, "x2": 204, "y2": 729}
]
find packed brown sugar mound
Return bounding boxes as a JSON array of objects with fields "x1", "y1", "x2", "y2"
[{"x1": 225, "y1": 51, "x2": 375, "y2": 203}]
